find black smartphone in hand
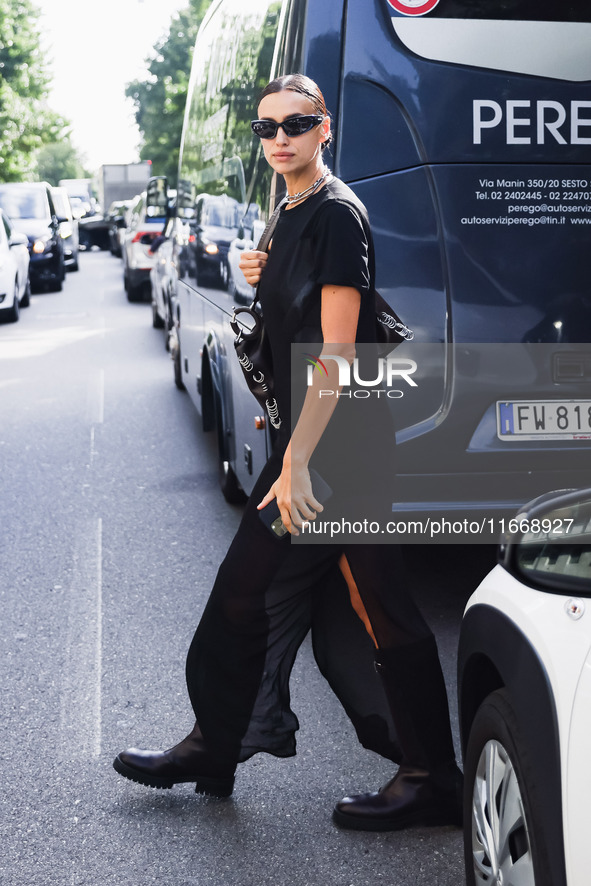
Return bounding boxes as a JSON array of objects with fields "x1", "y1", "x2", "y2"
[{"x1": 258, "y1": 469, "x2": 332, "y2": 538}]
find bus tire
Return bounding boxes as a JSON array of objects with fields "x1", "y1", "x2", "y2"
[{"x1": 215, "y1": 396, "x2": 246, "y2": 504}]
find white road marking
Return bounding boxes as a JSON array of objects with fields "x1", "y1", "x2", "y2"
[
  {"x1": 59, "y1": 517, "x2": 103, "y2": 757},
  {"x1": 86, "y1": 368, "x2": 104, "y2": 426}
]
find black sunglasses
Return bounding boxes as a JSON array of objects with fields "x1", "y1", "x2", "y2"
[{"x1": 250, "y1": 115, "x2": 324, "y2": 139}]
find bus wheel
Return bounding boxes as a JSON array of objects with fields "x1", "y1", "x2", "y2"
[
  {"x1": 215, "y1": 398, "x2": 246, "y2": 504},
  {"x1": 219, "y1": 457, "x2": 246, "y2": 504}
]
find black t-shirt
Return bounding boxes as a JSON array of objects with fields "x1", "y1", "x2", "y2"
[
  {"x1": 257, "y1": 177, "x2": 396, "y2": 516},
  {"x1": 258, "y1": 176, "x2": 378, "y2": 421}
]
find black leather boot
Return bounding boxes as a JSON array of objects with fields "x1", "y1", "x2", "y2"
[
  {"x1": 113, "y1": 723, "x2": 236, "y2": 797},
  {"x1": 333, "y1": 763, "x2": 463, "y2": 831},
  {"x1": 333, "y1": 635, "x2": 462, "y2": 830}
]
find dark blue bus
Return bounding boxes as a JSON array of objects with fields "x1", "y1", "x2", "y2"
[{"x1": 160, "y1": 0, "x2": 591, "y2": 522}]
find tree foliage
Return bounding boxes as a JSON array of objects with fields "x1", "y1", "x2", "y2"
[
  {"x1": 35, "y1": 140, "x2": 91, "y2": 186},
  {"x1": 125, "y1": 0, "x2": 209, "y2": 187},
  {"x1": 0, "y1": 0, "x2": 66, "y2": 181}
]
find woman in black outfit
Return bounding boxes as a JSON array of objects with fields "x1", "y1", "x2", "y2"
[{"x1": 114, "y1": 74, "x2": 462, "y2": 832}]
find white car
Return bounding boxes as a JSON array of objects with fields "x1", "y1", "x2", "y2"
[
  {"x1": 121, "y1": 191, "x2": 165, "y2": 302},
  {"x1": 458, "y1": 487, "x2": 591, "y2": 886},
  {"x1": 0, "y1": 208, "x2": 31, "y2": 322}
]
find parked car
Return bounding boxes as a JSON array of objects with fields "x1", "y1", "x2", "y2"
[
  {"x1": 226, "y1": 203, "x2": 265, "y2": 305},
  {"x1": 0, "y1": 182, "x2": 65, "y2": 292},
  {"x1": 149, "y1": 215, "x2": 181, "y2": 344},
  {"x1": 69, "y1": 196, "x2": 90, "y2": 220},
  {"x1": 0, "y1": 208, "x2": 30, "y2": 322},
  {"x1": 51, "y1": 186, "x2": 79, "y2": 271},
  {"x1": 78, "y1": 212, "x2": 111, "y2": 251},
  {"x1": 458, "y1": 486, "x2": 591, "y2": 886},
  {"x1": 105, "y1": 200, "x2": 132, "y2": 257},
  {"x1": 147, "y1": 186, "x2": 185, "y2": 344},
  {"x1": 188, "y1": 193, "x2": 239, "y2": 289},
  {"x1": 121, "y1": 190, "x2": 166, "y2": 302}
]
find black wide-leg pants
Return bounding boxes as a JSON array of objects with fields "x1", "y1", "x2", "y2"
[{"x1": 185, "y1": 450, "x2": 435, "y2": 765}]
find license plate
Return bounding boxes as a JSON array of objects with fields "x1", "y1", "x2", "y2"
[{"x1": 497, "y1": 400, "x2": 591, "y2": 441}]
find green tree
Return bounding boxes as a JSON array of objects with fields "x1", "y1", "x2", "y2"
[
  {"x1": 125, "y1": 0, "x2": 209, "y2": 187},
  {"x1": 35, "y1": 139, "x2": 91, "y2": 186},
  {"x1": 0, "y1": 0, "x2": 66, "y2": 181}
]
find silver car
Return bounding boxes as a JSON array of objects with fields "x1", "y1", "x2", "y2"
[
  {"x1": 0, "y1": 209, "x2": 30, "y2": 322},
  {"x1": 51, "y1": 187, "x2": 79, "y2": 272}
]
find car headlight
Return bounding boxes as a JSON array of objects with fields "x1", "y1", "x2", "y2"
[
  {"x1": 60, "y1": 223, "x2": 73, "y2": 239},
  {"x1": 204, "y1": 242, "x2": 219, "y2": 255},
  {"x1": 32, "y1": 237, "x2": 50, "y2": 254}
]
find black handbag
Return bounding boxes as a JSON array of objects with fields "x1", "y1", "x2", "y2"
[
  {"x1": 230, "y1": 198, "x2": 414, "y2": 429},
  {"x1": 374, "y1": 289, "x2": 414, "y2": 351}
]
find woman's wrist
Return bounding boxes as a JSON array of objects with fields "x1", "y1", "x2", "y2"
[{"x1": 283, "y1": 452, "x2": 309, "y2": 472}]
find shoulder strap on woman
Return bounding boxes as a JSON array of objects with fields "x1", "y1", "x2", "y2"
[
  {"x1": 256, "y1": 197, "x2": 287, "y2": 253},
  {"x1": 251, "y1": 197, "x2": 287, "y2": 307}
]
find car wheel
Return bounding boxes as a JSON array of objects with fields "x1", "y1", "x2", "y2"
[
  {"x1": 152, "y1": 299, "x2": 165, "y2": 329},
  {"x1": 464, "y1": 689, "x2": 551, "y2": 886},
  {"x1": 4, "y1": 284, "x2": 20, "y2": 322},
  {"x1": 50, "y1": 270, "x2": 63, "y2": 292},
  {"x1": 126, "y1": 274, "x2": 142, "y2": 302},
  {"x1": 20, "y1": 277, "x2": 31, "y2": 308},
  {"x1": 169, "y1": 327, "x2": 185, "y2": 391},
  {"x1": 164, "y1": 297, "x2": 174, "y2": 351}
]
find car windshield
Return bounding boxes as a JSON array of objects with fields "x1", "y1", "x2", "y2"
[{"x1": 0, "y1": 187, "x2": 48, "y2": 219}]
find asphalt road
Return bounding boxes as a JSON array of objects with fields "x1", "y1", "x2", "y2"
[{"x1": 0, "y1": 250, "x2": 495, "y2": 886}]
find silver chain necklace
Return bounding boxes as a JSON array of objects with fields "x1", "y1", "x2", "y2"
[{"x1": 285, "y1": 169, "x2": 330, "y2": 205}]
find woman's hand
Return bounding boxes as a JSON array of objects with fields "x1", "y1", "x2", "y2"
[
  {"x1": 239, "y1": 249, "x2": 268, "y2": 287},
  {"x1": 257, "y1": 461, "x2": 324, "y2": 536}
]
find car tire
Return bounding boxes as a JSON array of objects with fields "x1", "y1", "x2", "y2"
[
  {"x1": 464, "y1": 688, "x2": 551, "y2": 886},
  {"x1": 50, "y1": 271, "x2": 63, "y2": 293},
  {"x1": 4, "y1": 283, "x2": 20, "y2": 322},
  {"x1": 164, "y1": 297, "x2": 174, "y2": 351},
  {"x1": 20, "y1": 278, "x2": 31, "y2": 308},
  {"x1": 152, "y1": 299, "x2": 165, "y2": 329},
  {"x1": 126, "y1": 274, "x2": 142, "y2": 302},
  {"x1": 170, "y1": 327, "x2": 185, "y2": 392}
]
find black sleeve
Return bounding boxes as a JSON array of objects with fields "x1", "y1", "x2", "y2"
[{"x1": 311, "y1": 201, "x2": 371, "y2": 294}]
